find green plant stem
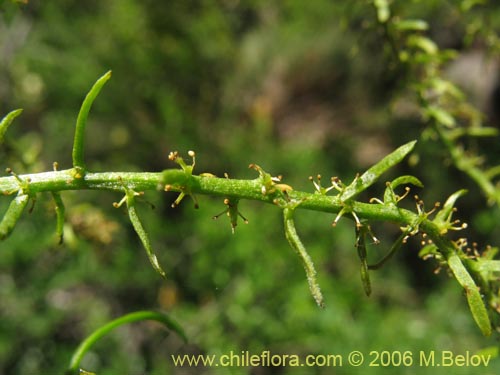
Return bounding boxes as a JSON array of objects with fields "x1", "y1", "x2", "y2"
[
  {"x1": 0, "y1": 167, "x2": 464, "y2": 258},
  {"x1": 0, "y1": 167, "x2": 492, "y2": 334},
  {"x1": 0, "y1": 168, "x2": 445, "y2": 225}
]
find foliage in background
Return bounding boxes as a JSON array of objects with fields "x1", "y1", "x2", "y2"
[{"x1": 1, "y1": 1, "x2": 500, "y2": 374}]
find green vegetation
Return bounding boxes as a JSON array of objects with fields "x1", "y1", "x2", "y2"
[{"x1": 1, "y1": 1, "x2": 500, "y2": 374}]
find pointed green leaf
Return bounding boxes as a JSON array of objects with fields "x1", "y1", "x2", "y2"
[
  {"x1": 447, "y1": 253, "x2": 491, "y2": 336},
  {"x1": 394, "y1": 19, "x2": 428, "y2": 31},
  {"x1": 408, "y1": 35, "x2": 438, "y2": 54},
  {"x1": 418, "y1": 243, "x2": 438, "y2": 259},
  {"x1": 384, "y1": 175, "x2": 423, "y2": 204},
  {"x1": 67, "y1": 310, "x2": 186, "y2": 374},
  {"x1": 0, "y1": 109, "x2": 23, "y2": 143},
  {"x1": 390, "y1": 175, "x2": 424, "y2": 190},
  {"x1": 426, "y1": 106, "x2": 456, "y2": 128},
  {"x1": 434, "y1": 189, "x2": 468, "y2": 223},
  {"x1": 73, "y1": 71, "x2": 112, "y2": 170},
  {"x1": 283, "y1": 207, "x2": 324, "y2": 307},
  {"x1": 341, "y1": 140, "x2": 417, "y2": 201},
  {"x1": 355, "y1": 226, "x2": 371, "y2": 296},
  {"x1": 0, "y1": 193, "x2": 29, "y2": 240},
  {"x1": 474, "y1": 259, "x2": 500, "y2": 274},
  {"x1": 126, "y1": 191, "x2": 166, "y2": 278},
  {"x1": 465, "y1": 127, "x2": 499, "y2": 137}
]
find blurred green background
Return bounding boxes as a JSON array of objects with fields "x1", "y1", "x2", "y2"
[{"x1": 1, "y1": 0, "x2": 500, "y2": 374}]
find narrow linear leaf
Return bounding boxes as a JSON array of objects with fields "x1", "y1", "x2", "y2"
[
  {"x1": 447, "y1": 253, "x2": 491, "y2": 336},
  {"x1": 67, "y1": 310, "x2": 186, "y2": 375},
  {"x1": 418, "y1": 243, "x2": 438, "y2": 259},
  {"x1": 51, "y1": 191, "x2": 65, "y2": 244},
  {"x1": 434, "y1": 189, "x2": 467, "y2": 223},
  {"x1": 360, "y1": 262, "x2": 371, "y2": 296},
  {"x1": 355, "y1": 226, "x2": 371, "y2": 296},
  {"x1": 0, "y1": 108, "x2": 23, "y2": 143},
  {"x1": 384, "y1": 175, "x2": 423, "y2": 204},
  {"x1": 72, "y1": 71, "x2": 112, "y2": 169},
  {"x1": 390, "y1": 175, "x2": 424, "y2": 190},
  {"x1": 473, "y1": 259, "x2": 500, "y2": 274},
  {"x1": 394, "y1": 19, "x2": 429, "y2": 31},
  {"x1": 341, "y1": 140, "x2": 417, "y2": 201},
  {"x1": 0, "y1": 193, "x2": 29, "y2": 240},
  {"x1": 426, "y1": 106, "x2": 456, "y2": 128},
  {"x1": 126, "y1": 192, "x2": 166, "y2": 278},
  {"x1": 283, "y1": 207, "x2": 324, "y2": 308},
  {"x1": 408, "y1": 35, "x2": 438, "y2": 54},
  {"x1": 463, "y1": 127, "x2": 499, "y2": 138}
]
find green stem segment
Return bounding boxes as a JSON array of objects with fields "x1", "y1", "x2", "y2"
[
  {"x1": 66, "y1": 310, "x2": 187, "y2": 375},
  {"x1": 0, "y1": 167, "x2": 482, "y2": 228}
]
